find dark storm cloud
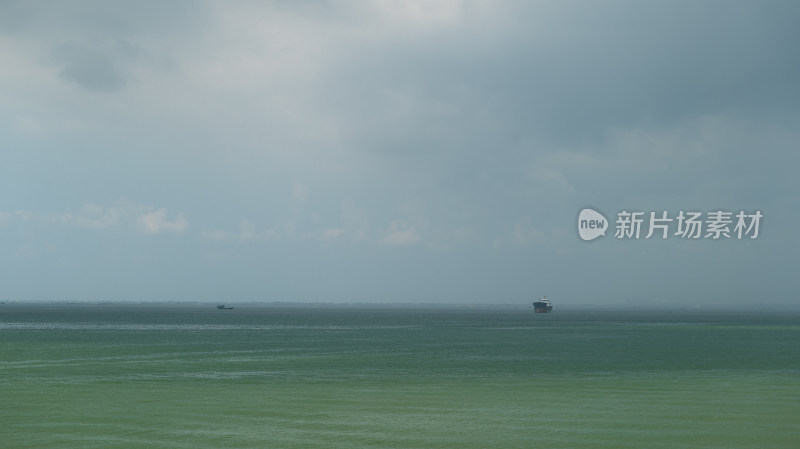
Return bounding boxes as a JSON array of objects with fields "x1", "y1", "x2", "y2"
[
  {"x1": 0, "y1": 0, "x2": 202, "y2": 37},
  {"x1": 0, "y1": 0, "x2": 203, "y2": 92},
  {"x1": 321, "y1": 1, "x2": 800, "y2": 148},
  {"x1": 304, "y1": 1, "x2": 800, "y2": 236},
  {"x1": 52, "y1": 42, "x2": 133, "y2": 92}
]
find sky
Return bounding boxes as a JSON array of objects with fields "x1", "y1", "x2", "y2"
[{"x1": 1, "y1": 1, "x2": 799, "y2": 307}]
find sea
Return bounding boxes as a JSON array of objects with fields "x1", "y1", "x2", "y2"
[{"x1": 1, "y1": 302, "x2": 798, "y2": 448}]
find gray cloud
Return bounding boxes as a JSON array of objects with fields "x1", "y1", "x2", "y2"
[
  {"x1": 1, "y1": 1, "x2": 798, "y2": 305},
  {"x1": 320, "y1": 1, "x2": 800, "y2": 147},
  {"x1": 52, "y1": 42, "x2": 131, "y2": 92},
  {"x1": 0, "y1": 0, "x2": 202, "y2": 37}
]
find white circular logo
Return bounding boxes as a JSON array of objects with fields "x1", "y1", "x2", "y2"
[{"x1": 578, "y1": 208, "x2": 608, "y2": 241}]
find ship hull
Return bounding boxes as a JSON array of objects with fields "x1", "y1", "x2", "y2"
[{"x1": 532, "y1": 300, "x2": 553, "y2": 313}]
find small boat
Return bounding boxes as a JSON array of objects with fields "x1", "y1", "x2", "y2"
[
  {"x1": 217, "y1": 304, "x2": 234, "y2": 310},
  {"x1": 532, "y1": 296, "x2": 552, "y2": 313}
]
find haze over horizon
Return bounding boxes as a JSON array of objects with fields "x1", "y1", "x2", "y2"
[{"x1": 2, "y1": 1, "x2": 798, "y2": 307}]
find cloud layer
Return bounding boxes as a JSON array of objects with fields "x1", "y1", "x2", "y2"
[{"x1": 2, "y1": 1, "x2": 799, "y2": 305}]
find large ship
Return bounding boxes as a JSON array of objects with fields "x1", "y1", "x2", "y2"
[{"x1": 532, "y1": 296, "x2": 552, "y2": 313}]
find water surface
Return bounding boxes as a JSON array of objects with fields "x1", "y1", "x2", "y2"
[{"x1": 2, "y1": 303, "x2": 798, "y2": 448}]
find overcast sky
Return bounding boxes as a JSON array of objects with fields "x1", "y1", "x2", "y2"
[{"x1": 2, "y1": 1, "x2": 798, "y2": 307}]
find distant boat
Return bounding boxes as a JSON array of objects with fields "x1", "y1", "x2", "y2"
[
  {"x1": 532, "y1": 296, "x2": 552, "y2": 313},
  {"x1": 217, "y1": 304, "x2": 234, "y2": 310}
]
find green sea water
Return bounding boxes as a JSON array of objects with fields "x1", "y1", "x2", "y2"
[{"x1": 1, "y1": 303, "x2": 798, "y2": 448}]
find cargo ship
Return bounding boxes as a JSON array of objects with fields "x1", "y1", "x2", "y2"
[{"x1": 532, "y1": 296, "x2": 552, "y2": 313}]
